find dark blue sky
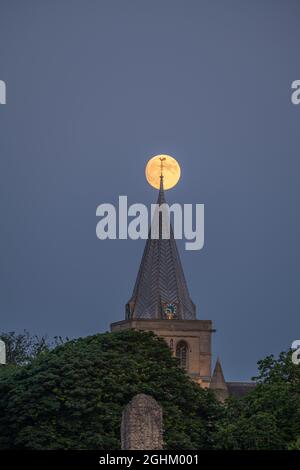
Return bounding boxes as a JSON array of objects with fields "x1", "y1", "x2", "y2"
[{"x1": 1, "y1": 0, "x2": 300, "y2": 381}]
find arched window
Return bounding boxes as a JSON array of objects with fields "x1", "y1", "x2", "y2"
[{"x1": 176, "y1": 341, "x2": 189, "y2": 370}]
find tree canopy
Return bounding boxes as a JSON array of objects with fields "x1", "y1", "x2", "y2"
[
  {"x1": 0, "y1": 330, "x2": 65, "y2": 365},
  {"x1": 0, "y1": 330, "x2": 220, "y2": 450},
  {"x1": 0, "y1": 330, "x2": 299, "y2": 450},
  {"x1": 214, "y1": 351, "x2": 300, "y2": 450}
]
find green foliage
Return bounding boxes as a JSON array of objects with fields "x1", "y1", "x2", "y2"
[
  {"x1": 215, "y1": 351, "x2": 300, "y2": 450},
  {"x1": 0, "y1": 330, "x2": 221, "y2": 450},
  {"x1": 288, "y1": 436, "x2": 300, "y2": 450},
  {"x1": 1, "y1": 331, "x2": 299, "y2": 450},
  {"x1": 0, "y1": 330, "x2": 65, "y2": 365}
]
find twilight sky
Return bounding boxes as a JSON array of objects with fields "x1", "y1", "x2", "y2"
[{"x1": 1, "y1": 0, "x2": 300, "y2": 381}]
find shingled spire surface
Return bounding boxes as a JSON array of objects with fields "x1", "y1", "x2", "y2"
[{"x1": 125, "y1": 176, "x2": 196, "y2": 320}]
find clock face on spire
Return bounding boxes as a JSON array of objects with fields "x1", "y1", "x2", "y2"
[
  {"x1": 163, "y1": 302, "x2": 178, "y2": 320},
  {"x1": 145, "y1": 154, "x2": 181, "y2": 190}
]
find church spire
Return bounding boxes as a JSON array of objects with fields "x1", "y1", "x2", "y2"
[
  {"x1": 125, "y1": 157, "x2": 196, "y2": 321},
  {"x1": 157, "y1": 156, "x2": 166, "y2": 205}
]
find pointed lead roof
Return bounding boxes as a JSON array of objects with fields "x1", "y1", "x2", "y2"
[{"x1": 125, "y1": 175, "x2": 196, "y2": 320}]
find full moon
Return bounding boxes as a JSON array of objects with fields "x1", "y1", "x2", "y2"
[{"x1": 145, "y1": 154, "x2": 181, "y2": 190}]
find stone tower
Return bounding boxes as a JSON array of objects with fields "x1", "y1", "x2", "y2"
[{"x1": 111, "y1": 170, "x2": 214, "y2": 388}]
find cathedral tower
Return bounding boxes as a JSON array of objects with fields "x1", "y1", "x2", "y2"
[{"x1": 111, "y1": 156, "x2": 214, "y2": 388}]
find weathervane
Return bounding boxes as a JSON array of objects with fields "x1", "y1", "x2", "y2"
[
  {"x1": 159, "y1": 156, "x2": 166, "y2": 179},
  {"x1": 145, "y1": 154, "x2": 181, "y2": 190}
]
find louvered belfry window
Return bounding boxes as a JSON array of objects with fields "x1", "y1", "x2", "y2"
[{"x1": 176, "y1": 341, "x2": 188, "y2": 370}]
